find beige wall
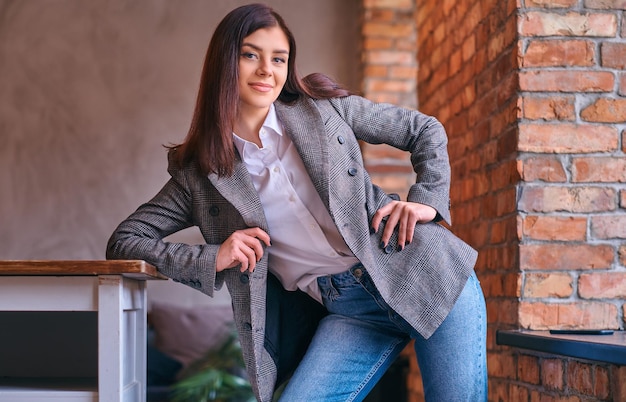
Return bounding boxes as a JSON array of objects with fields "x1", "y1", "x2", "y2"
[{"x1": 0, "y1": 0, "x2": 361, "y2": 305}]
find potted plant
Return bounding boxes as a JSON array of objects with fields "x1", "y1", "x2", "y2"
[{"x1": 170, "y1": 331, "x2": 255, "y2": 402}]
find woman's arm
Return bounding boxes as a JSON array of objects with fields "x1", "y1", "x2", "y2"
[
  {"x1": 328, "y1": 95, "x2": 451, "y2": 224},
  {"x1": 106, "y1": 171, "x2": 221, "y2": 296}
]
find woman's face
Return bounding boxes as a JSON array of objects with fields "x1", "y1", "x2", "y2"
[{"x1": 238, "y1": 27, "x2": 289, "y2": 114}]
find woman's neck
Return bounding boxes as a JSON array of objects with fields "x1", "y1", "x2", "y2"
[{"x1": 235, "y1": 106, "x2": 270, "y2": 147}]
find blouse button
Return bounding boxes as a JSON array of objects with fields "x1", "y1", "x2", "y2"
[
  {"x1": 209, "y1": 206, "x2": 220, "y2": 216},
  {"x1": 348, "y1": 168, "x2": 358, "y2": 176},
  {"x1": 337, "y1": 136, "x2": 345, "y2": 144}
]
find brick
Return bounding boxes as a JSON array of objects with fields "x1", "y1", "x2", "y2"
[
  {"x1": 365, "y1": 50, "x2": 414, "y2": 65},
  {"x1": 519, "y1": 301, "x2": 619, "y2": 329},
  {"x1": 510, "y1": 384, "x2": 530, "y2": 401},
  {"x1": 518, "y1": 355, "x2": 541, "y2": 384},
  {"x1": 362, "y1": 22, "x2": 415, "y2": 38},
  {"x1": 518, "y1": 157, "x2": 567, "y2": 182},
  {"x1": 522, "y1": 40, "x2": 595, "y2": 67},
  {"x1": 620, "y1": 73, "x2": 626, "y2": 96},
  {"x1": 522, "y1": 95, "x2": 576, "y2": 121},
  {"x1": 364, "y1": 0, "x2": 413, "y2": 9},
  {"x1": 462, "y1": 34, "x2": 476, "y2": 62},
  {"x1": 591, "y1": 215, "x2": 626, "y2": 238},
  {"x1": 520, "y1": 243, "x2": 614, "y2": 270},
  {"x1": 363, "y1": 38, "x2": 394, "y2": 51},
  {"x1": 613, "y1": 366, "x2": 626, "y2": 402},
  {"x1": 520, "y1": 11, "x2": 618, "y2": 37},
  {"x1": 487, "y1": 297, "x2": 518, "y2": 325},
  {"x1": 594, "y1": 366, "x2": 610, "y2": 400},
  {"x1": 579, "y1": 273, "x2": 626, "y2": 298},
  {"x1": 519, "y1": 186, "x2": 616, "y2": 213},
  {"x1": 585, "y1": 0, "x2": 626, "y2": 9},
  {"x1": 488, "y1": 351, "x2": 517, "y2": 379},
  {"x1": 620, "y1": 245, "x2": 626, "y2": 266},
  {"x1": 519, "y1": 70, "x2": 615, "y2": 92},
  {"x1": 567, "y1": 361, "x2": 594, "y2": 395},
  {"x1": 366, "y1": 78, "x2": 415, "y2": 93},
  {"x1": 572, "y1": 157, "x2": 626, "y2": 182},
  {"x1": 601, "y1": 42, "x2": 626, "y2": 69},
  {"x1": 481, "y1": 272, "x2": 520, "y2": 297},
  {"x1": 542, "y1": 359, "x2": 564, "y2": 390},
  {"x1": 523, "y1": 272, "x2": 574, "y2": 298},
  {"x1": 581, "y1": 98, "x2": 626, "y2": 123},
  {"x1": 522, "y1": 216, "x2": 587, "y2": 241},
  {"x1": 390, "y1": 66, "x2": 418, "y2": 79},
  {"x1": 519, "y1": 123, "x2": 619, "y2": 153},
  {"x1": 526, "y1": 0, "x2": 578, "y2": 6},
  {"x1": 364, "y1": 65, "x2": 389, "y2": 78},
  {"x1": 491, "y1": 215, "x2": 518, "y2": 243}
]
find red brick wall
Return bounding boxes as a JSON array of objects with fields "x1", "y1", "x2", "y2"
[
  {"x1": 517, "y1": 1, "x2": 625, "y2": 331},
  {"x1": 359, "y1": 0, "x2": 626, "y2": 400},
  {"x1": 360, "y1": 0, "x2": 418, "y2": 199}
]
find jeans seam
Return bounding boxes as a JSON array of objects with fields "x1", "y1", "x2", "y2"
[{"x1": 346, "y1": 337, "x2": 405, "y2": 402}]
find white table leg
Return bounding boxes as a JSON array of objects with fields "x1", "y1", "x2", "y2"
[{"x1": 98, "y1": 276, "x2": 146, "y2": 402}]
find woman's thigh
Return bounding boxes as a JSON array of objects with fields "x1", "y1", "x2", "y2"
[
  {"x1": 412, "y1": 272, "x2": 488, "y2": 401},
  {"x1": 278, "y1": 267, "x2": 409, "y2": 402},
  {"x1": 278, "y1": 313, "x2": 408, "y2": 402}
]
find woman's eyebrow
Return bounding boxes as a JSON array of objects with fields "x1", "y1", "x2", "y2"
[{"x1": 241, "y1": 42, "x2": 289, "y2": 55}]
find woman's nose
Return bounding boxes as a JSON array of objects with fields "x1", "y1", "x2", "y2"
[{"x1": 257, "y1": 59, "x2": 272, "y2": 76}]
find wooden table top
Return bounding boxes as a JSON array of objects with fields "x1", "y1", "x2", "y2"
[{"x1": 0, "y1": 260, "x2": 167, "y2": 280}]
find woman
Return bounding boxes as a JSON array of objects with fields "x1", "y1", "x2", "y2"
[{"x1": 107, "y1": 3, "x2": 487, "y2": 401}]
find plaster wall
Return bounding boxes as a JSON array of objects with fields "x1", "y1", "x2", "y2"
[{"x1": 0, "y1": 0, "x2": 361, "y2": 306}]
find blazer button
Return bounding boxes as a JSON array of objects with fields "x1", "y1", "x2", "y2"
[
  {"x1": 240, "y1": 273, "x2": 249, "y2": 284},
  {"x1": 384, "y1": 244, "x2": 394, "y2": 254},
  {"x1": 337, "y1": 135, "x2": 345, "y2": 144},
  {"x1": 209, "y1": 206, "x2": 220, "y2": 216},
  {"x1": 348, "y1": 168, "x2": 358, "y2": 176}
]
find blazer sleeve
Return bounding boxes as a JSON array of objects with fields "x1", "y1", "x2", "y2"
[
  {"x1": 106, "y1": 152, "x2": 221, "y2": 296},
  {"x1": 328, "y1": 95, "x2": 452, "y2": 224}
]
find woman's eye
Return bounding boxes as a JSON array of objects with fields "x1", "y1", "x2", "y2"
[
  {"x1": 273, "y1": 57, "x2": 286, "y2": 64},
  {"x1": 241, "y1": 52, "x2": 257, "y2": 59}
]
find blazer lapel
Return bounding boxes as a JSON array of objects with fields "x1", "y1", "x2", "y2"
[
  {"x1": 275, "y1": 99, "x2": 330, "y2": 210},
  {"x1": 207, "y1": 155, "x2": 269, "y2": 232}
]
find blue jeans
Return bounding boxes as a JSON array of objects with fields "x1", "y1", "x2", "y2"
[{"x1": 278, "y1": 264, "x2": 487, "y2": 402}]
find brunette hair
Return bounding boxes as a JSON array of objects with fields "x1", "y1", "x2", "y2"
[{"x1": 171, "y1": 3, "x2": 351, "y2": 177}]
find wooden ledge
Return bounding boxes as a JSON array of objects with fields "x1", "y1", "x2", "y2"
[
  {"x1": 497, "y1": 329, "x2": 626, "y2": 365},
  {"x1": 0, "y1": 260, "x2": 167, "y2": 280}
]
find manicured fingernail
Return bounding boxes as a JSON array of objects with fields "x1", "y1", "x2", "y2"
[
  {"x1": 379, "y1": 241, "x2": 386, "y2": 248},
  {"x1": 370, "y1": 227, "x2": 376, "y2": 234},
  {"x1": 397, "y1": 244, "x2": 403, "y2": 252}
]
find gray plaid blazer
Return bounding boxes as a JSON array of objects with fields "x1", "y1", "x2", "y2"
[{"x1": 107, "y1": 95, "x2": 477, "y2": 401}]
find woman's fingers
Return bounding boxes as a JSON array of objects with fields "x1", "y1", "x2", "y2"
[
  {"x1": 372, "y1": 201, "x2": 436, "y2": 249},
  {"x1": 216, "y1": 227, "x2": 271, "y2": 272}
]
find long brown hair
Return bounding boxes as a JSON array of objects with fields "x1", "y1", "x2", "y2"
[{"x1": 172, "y1": 3, "x2": 350, "y2": 177}]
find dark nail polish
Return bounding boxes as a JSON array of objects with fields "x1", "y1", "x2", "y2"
[
  {"x1": 379, "y1": 241, "x2": 385, "y2": 248},
  {"x1": 397, "y1": 244, "x2": 403, "y2": 252},
  {"x1": 370, "y1": 227, "x2": 376, "y2": 234}
]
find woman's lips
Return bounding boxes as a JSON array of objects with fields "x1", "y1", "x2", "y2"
[{"x1": 249, "y1": 82, "x2": 273, "y2": 92}]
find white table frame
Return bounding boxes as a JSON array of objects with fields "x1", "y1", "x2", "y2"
[{"x1": 0, "y1": 261, "x2": 164, "y2": 402}]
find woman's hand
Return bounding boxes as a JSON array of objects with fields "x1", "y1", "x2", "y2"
[
  {"x1": 216, "y1": 227, "x2": 271, "y2": 273},
  {"x1": 371, "y1": 201, "x2": 436, "y2": 251}
]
